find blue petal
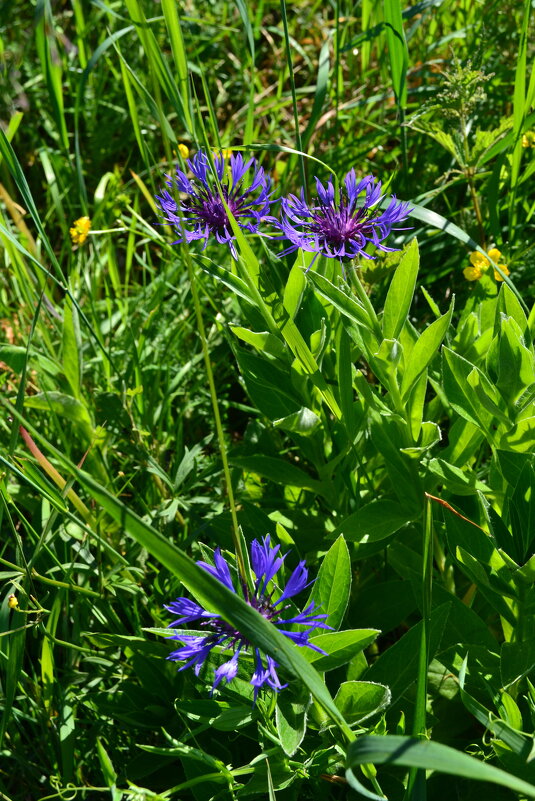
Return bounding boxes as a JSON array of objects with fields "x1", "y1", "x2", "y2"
[{"x1": 198, "y1": 547, "x2": 236, "y2": 593}]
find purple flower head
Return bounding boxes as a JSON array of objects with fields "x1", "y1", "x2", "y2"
[
  {"x1": 276, "y1": 169, "x2": 412, "y2": 266},
  {"x1": 155, "y1": 149, "x2": 276, "y2": 259},
  {"x1": 165, "y1": 536, "x2": 331, "y2": 702}
]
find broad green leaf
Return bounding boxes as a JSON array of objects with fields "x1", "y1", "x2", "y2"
[
  {"x1": 0, "y1": 345, "x2": 26, "y2": 374},
  {"x1": 442, "y1": 348, "x2": 495, "y2": 431},
  {"x1": 346, "y1": 735, "x2": 535, "y2": 797},
  {"x1": 307, "y1": 535, "x2": 351, "y2": 630},
  {"x1": 427, "y1": 458, "x2": 488, "y2": 495},
  {"x1": 335, "y1": 681, "x2": 390, "y2": 725},
  {"x1": 274, "y1": 407, "x2": 321, "y2": 436},
  {"x1": 400, "y1": 303, "x2": 453, "y2": 398},
  {"x1": 495, "y1": 316, "x2": 535, "y2": 404},
  {"x1": 283, "y1": 259, "x2": 307, "y2": 320},
  {"x1": 497, "y1": 283, "x2": 530, "y2": 339},
  {"x1": 276, "y1": 695, "x2": 308, "y2": 757},
  {"x1": 229, "y1": 455, "x2": 331, "y2": 499},
  {"x1": 62, "y1": 294, "x2": 82, "y2": 400},
  {"x1": 24, "y1": 392, "x2": 93, "y2": 440},
  {"x1": 382, "y1": 238, "x2": 419, "y2": 340},
  {"x1": 305, "y1": 630, "x2": 380, "y2": 672},
  {"x1": 332, "y1": 499, "x2": 414, "y2": 545},
  {"x1": 230, "y1": 326, "x2": 287, "y2": 361},
  {"x1": 306, "y1": 270, "x2": 374, "y2": 332},
  {"x1": 364, "y1": 603, "x2": 450, "y2": 700},
  {"x1": 500, "y1": 416, "x2": 535, "y2": 453}
]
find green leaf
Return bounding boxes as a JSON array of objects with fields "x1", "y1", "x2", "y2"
[
  {"x1": 307, "y1": 534, "x2": 351, "y2": 630},
  {"x1": 305, "y1": 630, "x2": 380, "y2": 672},
  {"x1": 346, "y1": 735, "x2": 535, "y2": 797},
  {"x1": 442, "y1": 348, "x2": 496, "y2": 432},
  {"x1": 400, "y1": 303, "x2": 453, "y2": 399},
  {"x1": 427, "y1": 458, "x2": 488, "y2": 495},
  {"x1": 283, "y1": 259, "x2": 307, "y2": 320},
  {"x1": 364, "y1": 603, "x2": 450, "y2": 700},
  {"x1": 306, "y1": 270, "x2": 374, "y2": 332},
  {"x1": 495, "y1": 316, "x2": 535, "y2": 404},
  {"x1": 230, "y1": 326, "x2": 287, "y2": 361},
  {"x1": 273, "y1": 407, "x2": 321, "y2": 436},
  {"x1": 382, "y1": 238, "x2": 419, "y2": 340},
  {"x1": 62, "y1": 294, "x2": 82, "y2": 400},
  {"x1": 229, "y1": 455, "x2": 331, "y2": 499},
  {"x1": 334, "y1": 681, "x2": 390, "y2": 725},
  {"x1": 500, "y1": 416, "x2": 535, "y2": 453},
  {"x1": 0, "y1": 345, "x2": 27, "y2": 374},
  {"x1": 332, "y1": 499, "x2": 414, "y2": 545},
  {"x1": 23, "y1": 392, "x2": 93, "y2": 440},
  {"x1": 276, "y1": 695, "x2": 308, "y2": 757}
]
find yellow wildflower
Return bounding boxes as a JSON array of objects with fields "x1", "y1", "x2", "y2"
[
  {"x1": 8, "y1": 594, "x2": 18, "y2": 609},
  {"x1": 522, "y1": 131, "x2": 535, "y2": 148},
  {"x1": 469, "y1": 251, "x2": 490, "y2": 271},
  {"x1": 178, "y1": 143, "x2": 190, "y2": 159},
  {"x1": 494, "y1": 264, "x2": 510, "y2": 282},
  {"x1": 69, "y1": 216, "x2": 91, "y2": 246},
  {"x1": 221, "y1": 148, "x2": 233, "y2": 159},
  {"x1": 467, "y1": 248, "x2": 509, "y2": 282},
  {"x1": 463, "y1": 265, "x2": 483, "y2": 281}
]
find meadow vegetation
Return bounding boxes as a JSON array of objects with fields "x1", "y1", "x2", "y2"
[{"x1": 0, "y1": 1, "x2": 535, "y2": 799}]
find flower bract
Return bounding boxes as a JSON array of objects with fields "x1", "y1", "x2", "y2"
[
  {"x1": 155, "y1": 150, "x2": 275, "y2": 259},
  {"x1": 276, "y1": 170, "x2": 411, "y2": 264},
  {"x1": 164, "y1": 536, "x2": 331, "y2": 701}
]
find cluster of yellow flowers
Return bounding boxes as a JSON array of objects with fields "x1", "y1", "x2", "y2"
[
  {"x1": 463, "y1": 248, "x2": 510, "y2": 282},
  {"x1": 522, "y1": 131, "x2": 535, "y2": 148},
  {"x1": 69, "y1": 215, "x2": 92, "y2": 246}
]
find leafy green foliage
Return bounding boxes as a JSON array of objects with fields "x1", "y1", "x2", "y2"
[{"x1": 0, "y1": 1, "x2": 534, "y2": 799}]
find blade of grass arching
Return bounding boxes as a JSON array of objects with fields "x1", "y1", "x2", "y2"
[
  {"x1": 195, "y1": 71, "x2": 222, "y2": 149},
  {"x1": 34, "y1": 0, "x2": 69, "y2": 151},
  {"x1": 508, "y1": 0, "x2": 533, "y2": 234},
  {"x1": 384, "y1": 0, "x2": 409, "y2": 174},
  {"x1": 51, "y1": 457, "x2": 354, "y2": 742},
  {"x1": 409, "y1": 202, "x2": 529, "y2": 314},
  {"x1": 118, "y1": 52, "x2": 152, "y2": 171},
  {"x1": 280, "y1": 0, "x2": 307, "y2": 191},
  {"x1": 124, "y1": 0, "x2": 187, "y2": 147},
  {"x1": 347, "y1": 736, "x2": 535, "y2": 798},
  {"x1": 234, "y1": 0, "x2": 256, "y2": 145},
  {"x1": 0, "y1": 111, "x2": 23, "y2": 162},
  {"x1": 404, "y1": 496, "x2": 433, "y2": 801},
  {"x1": 161, "y1": 0, "x2": 194, "y2": 135}
]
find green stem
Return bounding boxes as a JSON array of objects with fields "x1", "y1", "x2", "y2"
[
  {"x1": 280, "y1": 0, "x2": 307, "y2": 193},
  {"x1": 405, "y1": 496, "x2": 433, "y2": 800},
  {"x1": 351, "y1": 268, "x2": 383, "y2": 342},
  {"x1": 184, "y1": 252, "x2": 248, "y2": 588}
]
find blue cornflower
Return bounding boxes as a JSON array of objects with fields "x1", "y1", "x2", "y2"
[
  {"x1": 277, "y1": 170, "x2": 412, "y2": 264},
  {"x1": 164, "y1": 536, "x2": 331, "y2": 701},
  {"x1": 155, "y1": 150, "x2": 275, "y2": 259}
]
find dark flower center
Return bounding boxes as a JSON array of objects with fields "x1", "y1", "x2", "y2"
[
  {"x1": 312, "y1": 202, "x2": 367, "y2": 246},
  {"x1": 187, "y1": 185, "x2": 240, "y2": 232}
]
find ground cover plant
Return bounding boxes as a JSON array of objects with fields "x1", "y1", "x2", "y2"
[{"x1": 1, "y1": 0, "x2": 535, "y2": 798}]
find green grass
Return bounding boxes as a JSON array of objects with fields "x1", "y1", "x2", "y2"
[{"x1": 0, "y1": 1, "x2": 535, "y2": 799}]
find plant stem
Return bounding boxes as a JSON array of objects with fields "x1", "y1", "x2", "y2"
[{"x1": 184, "y1": 252, "x2": 248, "y2": 588}]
